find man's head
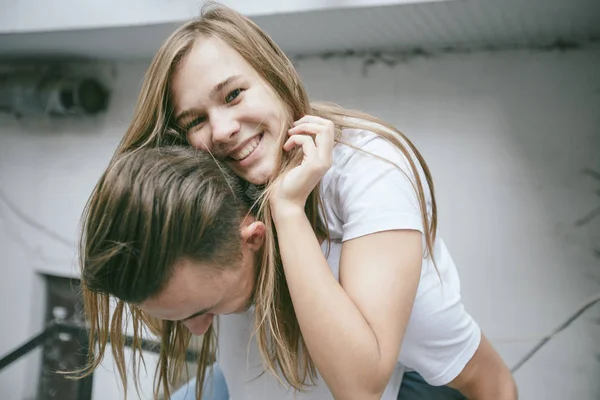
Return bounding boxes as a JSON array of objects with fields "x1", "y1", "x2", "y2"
[{"x1": 81, "y1": 145, "x2": 265, "y2": 335}]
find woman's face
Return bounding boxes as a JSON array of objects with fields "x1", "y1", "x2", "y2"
[{"x1": 171, "y1": 37, "x2": 288, "y2": 185}]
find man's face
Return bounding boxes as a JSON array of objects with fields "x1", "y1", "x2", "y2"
[{"x1": 137, "y1": 218, "x2": 265, "y2": 335}]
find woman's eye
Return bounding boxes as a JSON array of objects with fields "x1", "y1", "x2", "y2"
[
  {"x1": 184, "y1": 115, "x2": 206, "y2": 132},
  {"x1": 225, "y1": 88, "x2": 242, "y2": 104}
]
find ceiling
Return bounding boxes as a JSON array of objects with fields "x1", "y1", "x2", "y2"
[{"x1": 0, "y1": 0, "x2": 598, "y2": 60}]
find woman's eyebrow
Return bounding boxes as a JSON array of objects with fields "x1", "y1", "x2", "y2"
[
  {"x1": 174, "y1": 74, "x2": 243, "y2": 125},
  {"x1": 209, "y1": 74, "x2": 243, "y2": 99}
]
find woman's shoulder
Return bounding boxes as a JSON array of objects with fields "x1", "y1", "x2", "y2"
[
  {"x1": 323, "y1": 122, "x2": 410, "y2": 196},
  {"x1": 334, "y1": 121, "x2": 411, "y2": 171},
  {"x1": 326, "y1": 119, "x2": 429, "y2": 200}
]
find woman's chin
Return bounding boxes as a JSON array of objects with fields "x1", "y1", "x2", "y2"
[
  {"x1": 243, "y1": 162, "x2": 274, "y2": 186},
  {"x1": 246, "y1": 171, "x2": 270, "y2": 186}
]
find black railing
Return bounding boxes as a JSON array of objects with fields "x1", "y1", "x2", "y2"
[
  {"x1": 0, "y1": 320, "x2": 94, "y2": 400},
  {"x1": 0, "y1": 319, "x2": 198, "y2": 400}
]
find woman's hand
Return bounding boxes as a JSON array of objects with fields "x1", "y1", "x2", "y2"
[{"x1": 270, "y1": 115, "x2": 335, "y2": 216}]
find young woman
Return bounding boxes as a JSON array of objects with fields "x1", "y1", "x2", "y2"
[{"x1": 76, "y1": 3, "x2": 517, "y2": 400}]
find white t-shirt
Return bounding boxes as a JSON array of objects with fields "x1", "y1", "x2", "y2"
[{"x1": 216, "y1": 127, "x2": 481, "y2": 400}]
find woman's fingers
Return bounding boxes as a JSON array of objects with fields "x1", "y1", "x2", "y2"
[
  {"x1": 272, "y1": 116, "x2": 335, "y2": 206},
  {"x1": 283, "y1": 134, "x2": 318, "y2": 158},
  {"x1": 292, "y1": 115, "x2": 328, "y2": 126},
  {"x1": 289, "y1": 116, "x2": 334, "y2": 167},
  {"x1": 288, "y1": 123, "x2": 322, "y2": 136}
]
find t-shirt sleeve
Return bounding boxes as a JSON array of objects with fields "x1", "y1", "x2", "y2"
[{"x1": 336, "y1": 135, "x2": 428, "y2": 242}]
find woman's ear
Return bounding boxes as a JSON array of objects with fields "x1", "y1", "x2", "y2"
[{"x1": 240, "y1": 218, "x2": 266, "y2": 251}]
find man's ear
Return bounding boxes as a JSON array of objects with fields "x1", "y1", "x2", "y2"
[{"x1": 240, "y1": 218, "x2": 266, "y2": 251}]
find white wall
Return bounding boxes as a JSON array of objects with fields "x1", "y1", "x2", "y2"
[{"x1": 1, "y1": 46, "x2": 599, "y2": 399}]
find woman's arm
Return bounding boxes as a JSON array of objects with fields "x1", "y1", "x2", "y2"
[
  {"x1": 273, "y1": 205, "x2": 422, "y2": 400},
  {"x1": 272, "y1": 116, "x2": 421, "y2": 399}
]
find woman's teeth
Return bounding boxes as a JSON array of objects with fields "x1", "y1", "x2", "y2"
[{"x1": 232, "y1": 135, "x2": 261, "y2": 161}]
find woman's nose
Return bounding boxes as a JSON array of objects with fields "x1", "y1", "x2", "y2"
[
  {"x1": 210, "y1": 110, "x2": 240, "y2": 145},
  {"x1": 183, "y1": 313, "x2": 214, "y2": 336}
]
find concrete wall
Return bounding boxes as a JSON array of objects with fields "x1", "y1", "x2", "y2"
[{"x1": 0, "y1": 45, "x2": 598, "y2": 399}]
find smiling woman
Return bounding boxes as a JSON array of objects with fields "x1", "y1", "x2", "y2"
[{"x1": 73, "y1": 3, "x2": 517, "y2": 400}]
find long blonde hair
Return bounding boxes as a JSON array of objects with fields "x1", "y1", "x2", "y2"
[{"x1": 74, "y1": 2, "x2": 437, "y2": 399}]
